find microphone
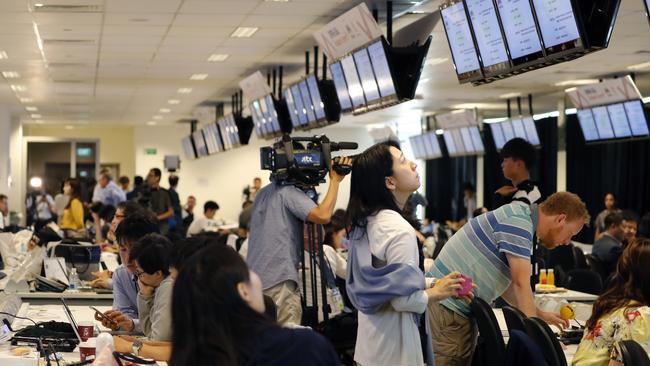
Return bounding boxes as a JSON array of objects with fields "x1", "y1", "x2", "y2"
[{"x1": 330, "y1": 142, "x2": 358, "y2": 151}]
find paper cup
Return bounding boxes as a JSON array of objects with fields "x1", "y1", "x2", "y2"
[
  {"x1": 77, "y1": 321, "x2": 94, "y2": 342},
  {"x1": 79, "y1": 338, "x2": 96, "y2": 361}
]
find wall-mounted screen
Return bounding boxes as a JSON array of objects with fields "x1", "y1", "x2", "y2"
[
  {"x1": 607, "y1": 103, "x2": 632, "y2": 138},
  {"x1": 577, "y1": 108, "x2": 599, "y2": 141},
  {"x1": 441, "y1": 1, "x2": 482, "y2": 82},
  {"x1": 490, "y1": 123, "x2": 506, "y2": 150},
  {"x1": 192, "y1": 130, "x2": 208, "y2": 157},
  {"x1": 624, "y1": 100, "x2": 649, "y2": 136},
  {"x1": 592, "y1": 105, "x2": 615, "y2": 140},
  {"x1": 465, "y1": 0, "x2": 510, "y2": 71},
  {"x1": 330, "y1": 61, "x2": 353, "y2": 112},
  {"x1": 306, "y1": 75, "x2": 326, "y2": 121},
  {"x1": 353, "y1": 48, "x2": 381, "y2": 104},
  {"x1": 367, "y1": 41, "x2": 397, "y2": 100},
  {"x1": 341, "y1": 55, "x2": 366, "y2": 110},
  {"x1": 495, "y1": 0, "x2": 544, "y2": 65}
]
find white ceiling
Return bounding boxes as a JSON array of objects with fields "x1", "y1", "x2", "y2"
[{"x1": 0, "y1": 0, "x2": 648, "y2": 127}]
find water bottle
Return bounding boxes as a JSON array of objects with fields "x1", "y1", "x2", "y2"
[
  {"x1": 69, "y1": 268, "x2": 80, "y2": 291},
  {"x1": 330, "y1": 288, "x2": 345, "y2": 312},
  {"x1": 95, "y1": 332, "x2": 114, "y2": 356}
]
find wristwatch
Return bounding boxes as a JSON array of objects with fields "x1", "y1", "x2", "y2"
[{"x1": 132, "y1": 339, "x2": 143, "y2": 356}]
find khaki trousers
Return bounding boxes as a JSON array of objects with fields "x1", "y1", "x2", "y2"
[
  {"x1": 428, "y1": 302, "x2": 478, "y2": 366},
  {"x1": 264, "y1": 280, "x2": 302, "y2": 325}
]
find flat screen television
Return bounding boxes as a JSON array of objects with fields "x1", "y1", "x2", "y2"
[
  {"x1": 490, "y1": 123, "x2": 507, "y2": 150},
  {"x1": 181, "y1": 136, "x2": 197, "y2": 160},
  {"x1": 460, "y1": 127, "x2": 475, "y2": 152},
  {"x1": 290, "y1": 84, "x2": 308, "y2": 126},
  {"x1": 646, "y1": 0, "x2": 650, "y2": 24},
  {"x1": 330, "y1": 61, "x2": 353, "y2": 113},
  {"x1": 624, "y1": 100, "x2": 649, "y2": 136},
  {"x1": 577, "y1": 108, "x2": 599, "y2": 141},
  {"x1": 495, "y1": 0, "x2": 545, "y2": 69},
  {"x1": 306, "y1": 75, "x2": 326, "y2": 121},
  {"x1": 340, "y1": 55, "x2": 366, "y2": 111},
  {"x1": 465, "y1": 0, "x2": 511, "y2": 76},
  {"x1": 522, "y1": 117, "x2": 540, "y2": 146},
  {"x1": 353, "y1": 48, "x2": 381, "y2": 106},
  {"x1": 592, "y1": 105, "x2": 615, "y2": 140},
  {"x1": 283, "y1": 87, "x2": 301, "y2": 128},
  {"x1": 511, "y1": 118, "x2": 527, "y2": 139},
  {"x1": 530, "y1": 0, "x2": 584, "y2": 58},
  {"x1": 218, "y1": 115, "x2": 241, "y2": 150},
  {"x1": 577, "y1": 100, "x2": 649, "y2": 142},
  {"x1": 440, "y1": 0, "x2": 483, "y2": 83},
  {"x1": 606, "y1": 103, "x2": 632, "y2": 138},
  {"x1": 501, "y1": 120, "x2": 515, "y2": 142},
  {"x1": 298, "y1": 80, "x2": 317, "y2": 123},
  {"x1": 469, "y1": 126, "x2": 485, "y2": 152},
  {"x1": 443, "y1": 130, "x2": 458, "y2": 156},
  {"x1": 203, "y1": 123, "x2": 224, "y2": 154},
  {"x1": 192, "y1": 130, "x2": 208, "y2": 157},
  {"x1": 250, "y1": 95, "x2": 287, "y2": 140},
  {"x1": 367, "y1": 40, "x2": 398, "y2": 104},
  {"x1": 410, "y1": 133, "x2": 443, "y2": 160}
]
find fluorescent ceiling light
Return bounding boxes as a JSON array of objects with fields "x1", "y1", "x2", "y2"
[
  {"x1": 31, "y1": 114, "x2": 42, "y2": 118},
  {"x1": 20, "y1": 97, "x2": 33, "y2": 103},
  {"x1": 159, "y1": 108, "x2": 171, "y2": 113},
  {"x1": 25, "y1": 106, "x2": 38, "y2": 112},
  {"x1": 65, "y1": 125, "x2": 74, "y2": 130},
  {"x1": 190, "y1": 73, "x2": 208, "y2": 80},
  {"x1": 499, "y1": 92, "x2": 521, "y2": 99},
  {"x1": 425, "y1": 57, "x2": 448, "y2": 67},
  {"x1": 34, "y1": 3, "x2": 44, "y2": 7},
  {"x1": 10, "y1": 85, "x2": 26, "y2": 92},
  {"x1": 2, "y1": 71, "x2": 20, "y2": 78},
  {"x1": 554, "y1": 79, "x2": 599, "y2": 87},
  {"x1": 435, "y1": 129, "x2": 444, "y2": 135},
  {"x1": 565, "y1": 108, "x2": 577, "y2": 115},
  {"x1": 452, "y1": 103, "x2": 500, "y2": 109},
  {"x1": 168, "y1": 99, "x2": 180, "y2": 105},
  {"x1": 0, "y1": 51, "x2": 8, "y2": 59},
  {"x1": 627, "y1": 62, "x2": 650, "y2": 71},
  {"x1": 147, "y1": 121, "x2": 157, "y2": 126},
  {"x1": 177, "y1": 88, "x2": 192, "y2": 94},
  {"x1": 483, "y1": 117, "x2": 508, "y2": 124},
  {"x1": 231, "y1": 27, "x2": 258, "y2": 38},
  {"x1": 35, "y1": 120, "x2": 43, "y2": 124},
  {"x1": 533, "y1": 111, "x2": 559, "y2": 120},
  {"x1": 208, "y1": 54, "x2": 229, "y2": 62},
  {"x1": 153, "y1": 115, "x2": 163, "y2": 120}
]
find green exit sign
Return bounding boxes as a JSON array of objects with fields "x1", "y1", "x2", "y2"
[{"x1": 145, "y1": 148, "x2": 157, "y2": 155}]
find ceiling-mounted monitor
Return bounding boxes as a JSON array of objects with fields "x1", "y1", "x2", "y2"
[
  {"x1": 440, "y1": 0, "x2": 483, "y2": 83},
  {"x1": 218, "y1": 115, "x2": 241, "y2": 150},
  {"x1": 410, "y1": 132, "x2": 443, "y2": 160},
  {"x1": 367, "y1": 41, "x2": 398, "y2": 104},
  {"x1": 606, "y1": 103, "x2": 632, "y2": 138},
  {"x1": 203, "y1": 123, "x2": 224, "y2": 154},
  {"x1": 192, "y1": 130, "x2": 208, "y2": 157},
  {"x1": 249, "y1": 94, "x2": 290, "y2": 140},
  {"x1": 442, "y1": 126, "x2": 484, "y2": 157},
  {"x1": 353, "y1": 48, "x2": 381, "y2": 106},
  {"x1": 530, "y1": 0, "x2": 584, "y2": 58},
  {"x1": 592, "y1": 105, "x2": 615, "y2": 140},
  {"x1": 464, "y1": 0, "x2": 511, "y2": 77},
  {"x1": 625, "y1": 100, "x2": 650, "y2": 136},
  {"x1": 522, "y1": 117, "x2": 540, "y2": 146},
  {"x1": 495, "y1": 0, "x2": 545, "y2": 69},
  {"x1": 577, "y1": 109, "x2": 599, "y2": 142},
  {"x1": 281, "y1": 74, "x2": 341, "y2": 132},
  {"x1": 340, "y1": 55, "x2": 366, "y2": 112},
  {"x1": 490, "y1": 123, "x2": 506, "y2": 150},
  {"x1": 329, "y1": 61, "x2": 353, "y2": 113},
  {"x1": 488, "y1": 116, "x2": 540, "y2": 150},
  {"x1": 576, "y1": 100, "x2": 649, "y2": 143},
  {"x1": 181, "y1": 136, "x2": 197, "y2": 160}
]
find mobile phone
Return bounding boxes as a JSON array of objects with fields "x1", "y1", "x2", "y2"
[
  {"x1": 458, "y1": 275, "x2": 473, "y2": 296},
  {"x1": 90, "y1": 306, "x2": 118, "y2": 327}
]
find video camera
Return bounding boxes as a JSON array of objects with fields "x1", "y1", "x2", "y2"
[{"x1": 260, "y1": 134, "x2": 357, "y2": 187}]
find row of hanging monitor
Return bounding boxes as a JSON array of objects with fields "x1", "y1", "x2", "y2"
[{"x1": 410, "y1": 99, "x2": 650, "y2": 161}]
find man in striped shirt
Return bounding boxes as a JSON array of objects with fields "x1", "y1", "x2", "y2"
[
  {"x1": 427, "y1": 192, "x2": 590, "y2": 366},
  {"x1": 495, "y1": 137, "x2": 542, "y2": 206}
]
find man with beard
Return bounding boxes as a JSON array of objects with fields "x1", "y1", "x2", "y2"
[{"x1": 427, "y1": 192, "x2": 590, "y2": 366}]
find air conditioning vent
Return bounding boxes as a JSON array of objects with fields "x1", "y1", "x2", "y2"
[{"x1": 33, "y1": 4, "x2": 103, "y2": 13}]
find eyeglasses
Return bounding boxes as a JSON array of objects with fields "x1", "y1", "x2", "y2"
[{"x1": 133, "y1": 269, "x2": 145, "y2": 278}]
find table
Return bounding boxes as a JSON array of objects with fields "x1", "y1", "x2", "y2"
[
  {"x1": 13, "y1": 290, "x2": 113, "y2": 306},
  {"x1": 535, "y1": 289, "x2": 598, "y2": 302},
  {"x1": 0, "y1": 303, "x2": 167, "y2": 365}
]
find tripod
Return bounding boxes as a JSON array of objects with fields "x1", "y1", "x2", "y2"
[{"x1": 300, "y1": 221, "x2": 332, "y2": 327}]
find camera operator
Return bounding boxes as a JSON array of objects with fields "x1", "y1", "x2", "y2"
[
  {"x1": 246, "y1": 156, "x2": 352, "y2": 325},
  {"x1": 26, "y1": 188, "x2": 55, "y2": 232}
]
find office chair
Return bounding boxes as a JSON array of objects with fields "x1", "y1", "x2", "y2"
[
  {"x1": 565, "y1": 269, "x2": 603, "y2": 295},
  {"x1": 470, "y1": 297, "x2": 506, "y2": 366},
  {"x1": 619, "y1": 340, "x2": 650, "y2": 365},
  {"x1": 572, "y1": 246, "x2": 588, "y2": 269},
  {"x1": 524, "y1": 317, "x2": 567, "y2": 366},
  {"x1": 586, "y1": 254, "x2": 608, "y2": 282},
  {"x1": 502, "y1": 306, "x2": 527, "y2": 334}
]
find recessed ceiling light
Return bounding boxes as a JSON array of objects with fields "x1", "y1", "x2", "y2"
[
  {"x1": 190, "y1": 74, "x2": 208, "y2": 80},
  {"x1": 10, "y1": 85, "x2": 26, "y2": 92},
  {"x1": 499, "y1": 92, "x2": 522, "y2": 99},
  {"x1": 153, "y1": 115, "x2": 163, "y2": 120},
  {"x1": 65, "y1": 125, "x2": 74, "y2": 130},
  {"x1": 230, "y1": 27, "x2": 258, "y2": 38},
  {"x1": 25, "y1": 106, "x2": 38, "y2": 112},
  {"x1": 0, "y1": 51, "x2": 8, "y2": 59},
  {"x1": 20, "y1": 97, "x2": 33, "y2": 103},
  {"x1": 627, "y1": 62, "x2": 650, "y2": 71},
  {"x1": 425, "y1": 57, "x2": 448, "y2": 67},
  {"x1": 177, "y1": 88, "x2": 192, "y2": 94},
  {"x1": 2, "y1": 71, "x2": 20, "y2": 78},
  {"x1": 554, "y1": 79, "x2": 599, "y2": 87},
  {"x1": 168, "y1": 99, "x2": 180, "y2": 105},
  {"x1": 147, "y1": 121, "x2": 157, "y2": 126},
  {"x1": 208, "y1": 54, "x2": 229, "y2": 62},
  {"x1": 34, "y1": 3, "x2": 44, "y2": 7},
  {"x1": 35, "y1": 120, "x2": 44, "y2": 124},
  {"x1": 159, "y1": 108, "x2": 171, "y2": 113},
  {"x1": 31, "y1": 114, "x2": 42, "y2": 118}
]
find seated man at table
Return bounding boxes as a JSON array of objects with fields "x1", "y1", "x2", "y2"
[
  {"x1": 95, "y1": 213, "x2": 158, "y2": 332},
  {"x1": 592, "y1": 212, "x2": 625, "y2": 277},
  {"x1": 573, "y1": 238, "x2": 650, "y2": 366},
  {"x1": 129, "y1": 233, "x2": 173, "y2": 341},
  {"x1": 428, "y1": 192, "x2": 589, "y2": 366}
]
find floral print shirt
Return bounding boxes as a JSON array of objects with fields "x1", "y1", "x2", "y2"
[{"x1": 572, "y1": 304, "x2": 650, "y2": 365}]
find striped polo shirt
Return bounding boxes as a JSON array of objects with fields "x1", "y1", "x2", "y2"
[{"x1": 428, "y1": 202, "x2": 537, "y2": 316}]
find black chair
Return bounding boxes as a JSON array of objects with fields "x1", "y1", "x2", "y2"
[
  {"x1": 572, "y1": 246, "x2": 588, "y2": 269},
  {"x1": 565, "y1": 269, "x2": 603, "y2": 295},
  {"x1": 470, "y1": 297, "x2": 506, "y2": 366},
  {"x1": 524, "y1": 317, "x2": 567, "y2": 366},
  {"x1": 586, "y1": 254, "x2": 609, "y2": 282},
  {"x1": 553, "y1": 265, "x2": 567, "y2": 288},
  {"x1": 619, "y1": 339, "x2": 650, "y2": 365},
  {"x1": 502, "y1": 306, "x2": 527, "y2": 334}
]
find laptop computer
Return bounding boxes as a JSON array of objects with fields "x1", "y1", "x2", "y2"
[{"x1": 61, "y1": 298, "x2": 82, "y2": 343}]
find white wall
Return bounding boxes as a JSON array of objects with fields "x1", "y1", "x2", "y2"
[
  {"x1": 134, "y1": 124, "x2": 375, "y2": 221},
  {"x1": 0, "y1": 107, "x2": 24, "y2": 218}
]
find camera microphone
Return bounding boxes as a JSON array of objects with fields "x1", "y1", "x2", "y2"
[{"x1": 330, "y1": 142, "x2": 358, "y2": 151}]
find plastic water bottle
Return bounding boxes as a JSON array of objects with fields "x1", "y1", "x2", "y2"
[
  {"x1": 95, "y1": 332, "x2": 114, "y2": 356},
  {"x1": 331, "y1": 288, "x2": 345, "y2": 312},
  {"x1": 69, "y1": 268, "x2": 80, "y2": 291}
]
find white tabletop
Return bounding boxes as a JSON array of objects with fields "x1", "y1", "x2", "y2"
[
  {"x1": 535, "y1": 289, "x2": 598, "y2": 302},
  {"x1": 14, "y1": 290, "x2": 113, "y2": 300}
]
